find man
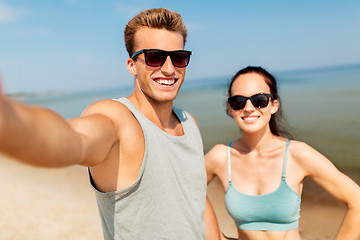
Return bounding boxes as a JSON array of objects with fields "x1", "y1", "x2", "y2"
[{"x1": 0, "y1": 8, "x2": 220, "y2": 239}]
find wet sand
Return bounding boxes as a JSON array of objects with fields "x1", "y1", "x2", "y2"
[{"x1": 0, "y1": 154, "x2": 357, "y2": 240}]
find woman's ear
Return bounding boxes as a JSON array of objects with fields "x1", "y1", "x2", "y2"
[
  {"x1": 127, "y1": 58, "x2": 137, "y2": 76},
  {"x1": 227, "y1": 104, "x2": 234, "y2": 118},
  {"x1": 270, "y1": 99, "x2": 279, "y2": 114}
]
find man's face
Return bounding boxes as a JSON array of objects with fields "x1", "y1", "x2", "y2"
[{"x1": 127, "y1": 27, "x2": 187, "y2": 104}]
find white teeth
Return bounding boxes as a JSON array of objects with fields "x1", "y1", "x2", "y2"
[
  {"x1": 157, "y1": 79, "x2": 175, "y2": 85},
  {"x1": 242, "y1": 116, "x2": 258, "y2": 122},
  {"x1": 244, "y1": 117, "x2": 257, "y2": 120}
]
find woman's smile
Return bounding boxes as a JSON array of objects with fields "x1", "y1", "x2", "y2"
[{"x1": 241, "y1": 115, "x2": 260, "y2": 123}]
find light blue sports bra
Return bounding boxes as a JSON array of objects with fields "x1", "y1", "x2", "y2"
[{"x1": 225, "y1": 139, "x2": 301, "y2": 231}]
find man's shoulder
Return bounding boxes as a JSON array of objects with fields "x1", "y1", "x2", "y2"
[
  {"x1": 81, "y1": 98, "x2": 135, "y2": 126},
  {"x1": 81, "y1": 97, "x2": 143, "y2": 146},
  {"x1": 82, "y1": 98, "x2": 128, "y2": 115}
]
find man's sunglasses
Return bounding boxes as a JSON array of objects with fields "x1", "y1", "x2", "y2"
[
  {"x1": 228, "y1": 93, "x2": 273, "y2": 110},
  {"x1": 131, "y1": 49, "x2": 192, "y2": 68}
]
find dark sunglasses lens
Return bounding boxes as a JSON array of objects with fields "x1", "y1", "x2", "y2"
[
  {"x1": 251, "y1": 94, "x2": 269, "y2": 108},
  {"x1": 171, "y1": 52, "x2": 190, "y2": 67},
  {"x1": 229, "y1": 97, "x2": 246, "y2": 110},
  {"x1": 145, "y1": 51, "x2": 167, "y2": 67}
]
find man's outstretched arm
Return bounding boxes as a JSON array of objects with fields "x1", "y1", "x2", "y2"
[{"x1": 0, "y1": 77, "x2": 117, "y2": 168}]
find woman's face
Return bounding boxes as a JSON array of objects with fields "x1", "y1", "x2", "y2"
[{"x1": 228, "y1": 72, "x2": 279, "y2": 134}]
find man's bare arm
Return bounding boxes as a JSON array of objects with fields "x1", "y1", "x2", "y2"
[{"x1": 0, "y1": 78, "x2": 118, "y2": 167}]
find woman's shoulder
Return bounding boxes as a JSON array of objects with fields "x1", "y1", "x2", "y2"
[
  {"x1": 205, "y1": 143, "x2": 230, "y2": 165},
  {"x1": 288, "y1": 139, "x2": 318, "y2": 158},
  {"x1": 205, "y1": 143, "x2": 230, "y2": 181},
  {"x1": 288, "y1": 139, "x2": 333, "y2": 173},
  {"x1": 206, "y1": 143, "x2": 228, "y2": 157},
  {"x1": 288, "y1": 139, "x2": 311, "y2": 151}
]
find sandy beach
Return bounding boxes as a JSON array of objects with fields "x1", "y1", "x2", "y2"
[
  {"x1": 0, "y1": 154, "x2": 357, "y2": 240},
  {"x1": 0, "y1": 154, "x2": 103, "y2": 240}
]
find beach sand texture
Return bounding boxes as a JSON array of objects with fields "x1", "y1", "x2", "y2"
[
  {"x1": 1, "y1": 154, "x2": 358, "y2": 240},
  {"x1": 0, "y1": 155, "x2": 102, "y2": 240}
]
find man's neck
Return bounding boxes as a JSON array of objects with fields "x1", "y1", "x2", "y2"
[{"x1": 127, "y1": 93, "x2": 183, "y2": 136}]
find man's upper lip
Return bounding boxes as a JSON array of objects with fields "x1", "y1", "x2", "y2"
[{"x1": 153, "y1": 77, "x2": 178, "y2": 80}]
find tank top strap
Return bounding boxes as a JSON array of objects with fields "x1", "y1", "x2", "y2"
[
  {"x1": 282, "y1": 139, "x2": 290, "y2": 179},
  {"x1": 228, "y1": 141, "x2": 233, "y2": 183}
]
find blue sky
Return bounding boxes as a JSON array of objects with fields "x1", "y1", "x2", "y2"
[{"x1": 1, "y1": 0, "x2": 359, "y2": 93}]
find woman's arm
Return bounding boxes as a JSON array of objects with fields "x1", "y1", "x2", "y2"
[
  {"x1": 205, "y1": 144, "x2": 227, "y2": 184},
  {"x1": 296, "y1": 142, "x2": 360, "y2": 240},
  {"x1": 205, "y1": 145, "x2": 230, "y2": 240},
  {"x1": 205, "y1": 196, "x2": 221, "y2": 240}
]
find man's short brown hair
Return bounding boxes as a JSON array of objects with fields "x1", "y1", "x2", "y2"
[{"x1": 124, "y1": 8, "x2": 188, "y2": 57}]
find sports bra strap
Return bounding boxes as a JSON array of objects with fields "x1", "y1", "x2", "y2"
[
  {"x1": 228, "y1": 139, "x2": 290, "y2": 183},
  {"x1": 282, "y1": 139, "x2": 290, "y2": 179},
  {"x1": 228, "y1": 141, "x2": 233, "y2": 183}
]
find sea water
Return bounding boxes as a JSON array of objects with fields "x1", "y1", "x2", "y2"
[{"x1": 18, "y1": 64, "x2": 360, "y2": 171}]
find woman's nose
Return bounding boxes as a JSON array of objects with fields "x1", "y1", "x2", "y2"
[{"x1": 243, "y1": 99, "x2": 255, "y2": 111}]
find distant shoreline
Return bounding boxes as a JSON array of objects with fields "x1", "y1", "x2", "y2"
[
  {"x1": 5, "y1": 90, "x2": 69, "y2": 100},
  {"x1": 5, "y1": 62, "x2": 360, "y2": 97}
]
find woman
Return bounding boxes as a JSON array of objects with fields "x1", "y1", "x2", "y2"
[{"x1": 205, "y1": 66, "x2": 360, "y2": 240}]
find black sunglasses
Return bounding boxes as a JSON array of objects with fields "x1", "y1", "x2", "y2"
[
  {"x1": 228, "y1": 93, "x2": 273, "y2": 110},
  {"x1": 131, "y1": 49, "x2": 192, "y2": 68}
]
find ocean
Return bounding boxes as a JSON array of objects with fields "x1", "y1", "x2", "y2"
[{"x1": 19, "y1": 64, "x2": 360, "y2": 172}]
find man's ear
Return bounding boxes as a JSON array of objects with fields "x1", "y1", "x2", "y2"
[
  {"x1": 127, "y1": 58, "x2": 137, "y2": 76},
  {"x1": 271, "y1": 99, "x2": 279, "y2": 114}
]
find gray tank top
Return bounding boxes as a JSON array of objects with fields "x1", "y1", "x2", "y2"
[{"x1": 89, "y1": 97, "x2": 206, "y2": 240}]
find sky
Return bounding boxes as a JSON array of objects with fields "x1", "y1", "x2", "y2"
[{"x1": 0, "y1": 0, "x2": 359, "y2": 94}]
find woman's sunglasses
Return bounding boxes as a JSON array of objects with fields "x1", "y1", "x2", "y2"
[
  {"x1": 131, "y1": 49, "x2": 192, "y2": 68},
  {"x1": 228, "y1": 93, "x2": 273, "y2": 110}
]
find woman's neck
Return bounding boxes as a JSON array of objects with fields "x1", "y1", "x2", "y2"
[{"x1": 240, "y1": 126, "x2": 278, "y2": 152}]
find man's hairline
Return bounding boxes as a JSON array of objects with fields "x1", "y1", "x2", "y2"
[{"x1": 130, "y1": 27, "x2": 186, "y2": 55}]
